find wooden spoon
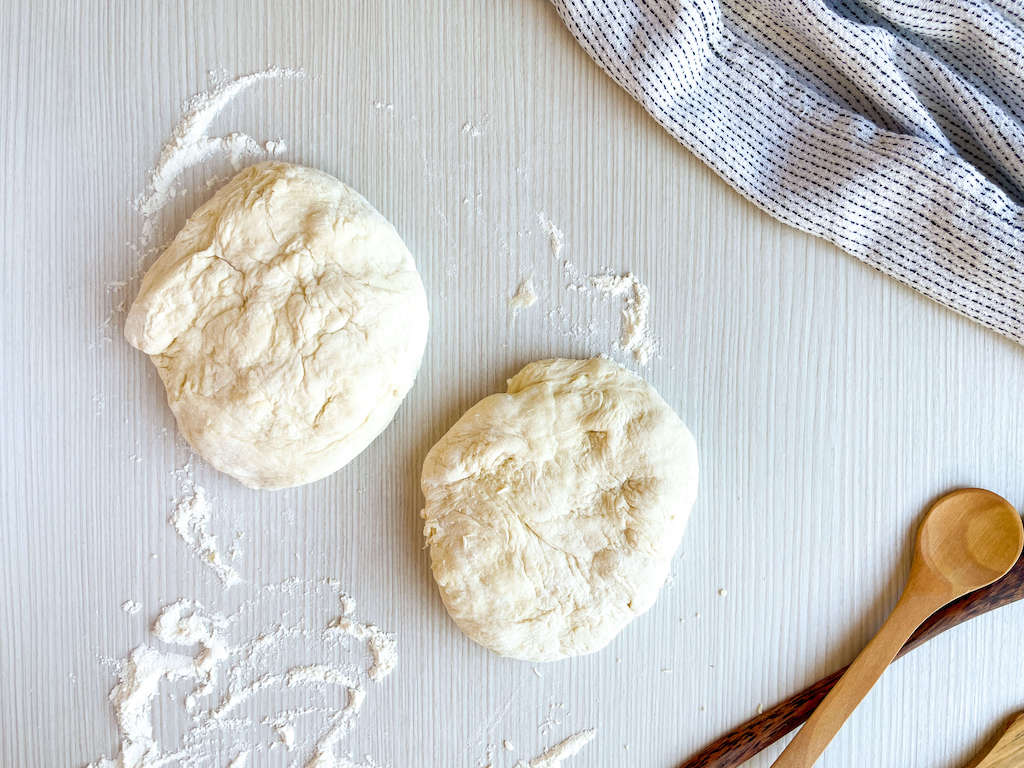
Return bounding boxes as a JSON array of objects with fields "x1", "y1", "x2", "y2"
[
  {"x1": 679, "y1": 544, "x2": 1024, "y2": 768},
  {"x1": 771, "y1": 488, "x2": 1023, "y2": 768},
  {"x1": 966, "y1": 712, "x2": 1024, "y2": 768}
]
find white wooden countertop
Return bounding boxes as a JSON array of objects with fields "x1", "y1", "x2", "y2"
[{"x1": 3, "y1": 2, "x2": 1024, "y2": 767}]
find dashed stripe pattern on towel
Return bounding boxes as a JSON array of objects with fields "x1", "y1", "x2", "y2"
[{"x1": 551, "y1": 0, "x2": 1024, "y2": 344}]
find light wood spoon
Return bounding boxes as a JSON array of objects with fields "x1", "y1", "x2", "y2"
[
  {"x1": 966, "y1": 712, "x2": 1024, "y2": 768},
  {"x1": 772, "y1": 488, "x2": 1024, "y2": 768},
  {"x1": 678, "y1": 545, "x2": 1024, "y2": 768}
]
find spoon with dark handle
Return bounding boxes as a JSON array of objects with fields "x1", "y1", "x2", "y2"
[
  {"x1": 678, "y1": 490, "x2": 1024, "y2": 768},
  {"x1": 771, "y1": 489, "x2": 1023, "y2": 766}
]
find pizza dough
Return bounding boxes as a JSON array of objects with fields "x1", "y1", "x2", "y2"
[
  {"x1": 125, "y1": 162, "x2": 428, "y2": 489},
  {"x1": 421, "y1": 357, "x2": 698, "y2": 661}
]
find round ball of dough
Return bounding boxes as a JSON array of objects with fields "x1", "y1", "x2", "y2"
[
  {"x1": 421, "y1": 357, "x2": 698, "y2": 661},
  {"x1": 125, "y1": 162, "x2": 428, "y2": 489}
]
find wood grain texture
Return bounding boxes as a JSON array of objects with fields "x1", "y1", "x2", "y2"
[
  {"x1": 679, "y1": 548, "x2": 1024, "y2": 768},
  {"x1": 772, "y1": 492, "x2": 1023, "y2": 767},
  {"x1": 967, "y1": 713, "x2": 1024, "y2": 768},
  {"x1": 3, "y1": 1, "x2": 1024, "y2": 767}
]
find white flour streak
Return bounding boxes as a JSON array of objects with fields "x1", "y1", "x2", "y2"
[
  {"x1": 170, "y1": 485, "x2": 241, "y2": 588},
  {"x1": 536, "y1": 213, "x2": 564, "y2": 259},
  {"x1": 121, "y1": 600, "x2": 142, "y2": 615},
  {"x1": 210, "y1": 664, "x2": 360, "y2": 722},
  {"x1": 514, "y1": 730, "x2": 596, "y2": 768},
  {"x1": 305, "y1": 686, "x2": 367, "y2": 768},
  {"x1": 531, "y1": 213, "x2": 657, "y2": 365},
  {"x1": 97, "y1": 646, "x2": 199, "y2": 768},
  {"x1": 137, "y1": 67, "x2": 301, "y2": 222},
  {"x1": 87, "y1": 580, "x2": 396, "y2": 768},
  {"x1": 271, "y1": 719, "x2": 296, "y2": 749},
  {"x1": 327, "y1": 596, "x2": 398, "y2": 682},
  {"x1": 151, "y1": 599, "x2": 230, "y2": 711},
  {"x1": 98, "y1": 67, "x2": 303, "y2": 347},
  {"x1": 590, "y1": 272, "x2": 657, "y2": 365}
]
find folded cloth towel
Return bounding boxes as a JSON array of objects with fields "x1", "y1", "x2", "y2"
[{"x1": 551, "y1": 0, "x2": 1024, "y2": 343}]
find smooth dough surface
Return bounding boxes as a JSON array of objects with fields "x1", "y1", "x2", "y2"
[
  {"x1": 125, "y1": 162, "x2": 428, "y2": 489},
  {"x1": 421, "y1": 357, "x2": 698, "y2": 661}
]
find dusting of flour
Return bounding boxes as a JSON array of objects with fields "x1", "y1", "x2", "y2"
[
  {"x1": 88, "y1": 579, "x2": 396, "y2": 768},
  {"x1": 171, "y1": 486, "x2": 241, "y2": 588},
  {"x1": 536, "y1": 213, "x2": 564, "y2": 259},
  {"x1": 100, "y1": 67, "x2": 303, "y2": 346},
  {"x1": 167, "y1": 452, "x2": 242, "y2": 588},
  {"x1": 136, "y1": 66, "x2": 301, "y2": 245},
  {"x1": 589, "y1": 272, "x2": 656, "y2": 364},
  {"x1": 534, "y1": 211, "x2": 658, "y2": 365},
  {"x1": 328, "y1": 597, "x2": 398, "y2": 682},
  {"x1": 514, "y1": 730, "x2": 596, "y2": 768}
]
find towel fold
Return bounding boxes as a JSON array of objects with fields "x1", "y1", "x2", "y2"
[{"x1": 552, "y1": 0, "x2": 1024, "y2": 343}]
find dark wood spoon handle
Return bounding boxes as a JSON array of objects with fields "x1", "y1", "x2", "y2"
[{"x1": 678, "y1": 550, "x2": 1024, "y2": 768}]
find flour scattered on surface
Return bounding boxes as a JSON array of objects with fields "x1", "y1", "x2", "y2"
[
  {"x1": 264, "y1": 138, "x2": 287, "y2": 155},
  {"x1": 87, "y1": 579, "x2": 396, "y2": 768},
  {"x1": 96, "y1": 645, "x2": 198, "y2": 768},
  {"x1": 273, "y1": 720, "x2": 296, "y2": 749},
  {"x1": 509, "y1": 276, "x2": 539, "y2": 314},
  {"x1": 98, "y1": 67, "x2": 303, "y2": 346},
  {"x1": 228, "y1": 529, "x2": 246, "y2": 563},
  {"x1": 514, "y1": 730, "x2": 596, "y2": 768},
  {"x1": 461, "y1": 116, "x2": 489, "y2": 138},
  {"x1": 136, "y1": 66, "x2": 300, "y2": 226},
  {"x1": 537, "y1": 703, "x2": 566, "y2": 738},
  {"x1": 562, "y1": 260, "x2": 585, "y2": 288},
  {"x1": 328, "y1": 596, "x2": 398, "y2": 682},
  {"x1": 531, "y1": 213, "x2": 658, "y2": 364},
  {"x1": 536, "y1": 213, "x2": 564, "y2": 259},
  {"x1": 166, "y1": 448, "x2": 244, "y2": 588},
  {"x1": 590, "y1": 272, "x2": 657, "y2": 364},
  {"x1": 170, "y1": 485, "x2": 241, "y2": 588},
  {"x1": 545, "y1": 305, "x2": 597, "y2": 344},
  {"x1": 121, "y1": 600, "x2": 142, "y2": 616}
]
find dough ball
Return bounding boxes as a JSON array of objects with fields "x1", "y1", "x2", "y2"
[
  {"x1": 125, "y1": 162, "x2": 428, "y2": 489},
  {"x1": 421, "y1": 357, "x2": 698, "y2": 661}
]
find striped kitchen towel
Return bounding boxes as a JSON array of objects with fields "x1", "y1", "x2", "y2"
[{"x1": 551, "y1": 0, "x2": 1024, "y2": 343}]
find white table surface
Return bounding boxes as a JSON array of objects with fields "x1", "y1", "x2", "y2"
[{"x1": 3, "y1": 2, "x2": 1024, "y2": 767}]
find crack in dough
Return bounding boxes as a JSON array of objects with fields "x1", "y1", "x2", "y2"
[
  {"x1": 421, "y1": 357, "x2": 698, "y2": 661},
  {"x1": 126, "y1": 162, "x2": 428, "y2": 489}
]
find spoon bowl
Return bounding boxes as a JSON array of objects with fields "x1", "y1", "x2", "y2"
[
  {"x1": 772, "y1": 488, "x2": 1024, "y2": 767},
  {"x1": 915, "y1": 489, "x2": 1024, "y2": 597}
]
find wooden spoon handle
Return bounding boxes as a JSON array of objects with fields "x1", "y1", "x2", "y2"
[
  {"x1": 770, "y1": 588, "x2": 940, "y2": 767},
  {"x1": 677, "y1": 550, "x2": 1024, "y2": 768},
  {"x1": 965, "y1": 712, "x2": 1024, "y2": 768}
]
